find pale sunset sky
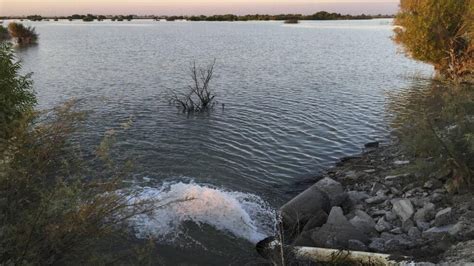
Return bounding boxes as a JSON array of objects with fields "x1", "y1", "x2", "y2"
[{"x1": 0, "y1": 0, "x2": 399, "y2": 16}]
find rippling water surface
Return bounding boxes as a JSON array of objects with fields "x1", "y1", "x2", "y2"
[{"x1": 16, "y1": 19, "x2": 431, "y2": 263}]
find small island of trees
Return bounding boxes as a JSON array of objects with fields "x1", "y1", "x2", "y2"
[{"x1": 0, "y1": 22, "x2": 38, "y2": 45}]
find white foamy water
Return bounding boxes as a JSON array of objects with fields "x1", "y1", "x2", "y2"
[{"x1": 127, "y1": 182, "x2": 277, "y2": 244}]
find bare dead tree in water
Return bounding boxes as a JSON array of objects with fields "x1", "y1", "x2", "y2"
[{"x1": 169, "y1": 60, "x2": 217, "y2": 113}]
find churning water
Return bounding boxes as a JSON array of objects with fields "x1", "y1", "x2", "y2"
[
  {"x1": 14, "y1": 18, "x2": 432, "y2": 263},
  {"x1": 129, "y1": 182, "x2": 277, "y2": 244}
]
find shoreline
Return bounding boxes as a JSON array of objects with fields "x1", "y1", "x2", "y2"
[{"x1": 263, "y1": 141, "x2": 474, "y2": 264}]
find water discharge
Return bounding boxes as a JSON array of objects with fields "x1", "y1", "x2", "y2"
[{"x1": 128, "y1": 182, "x2": 277, "y2": 244}]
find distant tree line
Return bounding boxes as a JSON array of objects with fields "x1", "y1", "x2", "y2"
[
  {"x1": 1, "y1": 12, "x2": 393, "y2": 22},
  {"x1": 156, "y1": 12, "x2": 390, "y2": 21}
]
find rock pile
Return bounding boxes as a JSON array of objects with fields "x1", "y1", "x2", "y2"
[{"x1": 279, "y1": 144, "x2": 474, "y2": 263}]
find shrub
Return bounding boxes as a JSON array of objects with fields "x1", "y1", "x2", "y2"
[
  {"x1": 0, "y1": 25, "x2": 10, "y2": 41},
  {"x1": 26, "y1": 15, "x2": 43, "y2": 21},
  {"x1": 7, "y1": 22, "x2": 38, "y2": 45},
  {"x1": 284, "y1": 19, "x2": 299, "y2": 24},
  {"x1": 389, "y1": 81, "x2": 474, "y2": 190},
  {"x1": 82, "y1": 17, "x2": 94, "y2": 22},
  {"x1": 0, "y1": 38, "x2": 159, "y2": 265},
  {"x1": 169, "y1": 60, "x2": 218, "y2": 113},
  {"x1": 0, "y1": 42, "x2": 36, "y2": 139},
  {"x1": 393, "y1": 0, "x2": 473, "y2": 83}
]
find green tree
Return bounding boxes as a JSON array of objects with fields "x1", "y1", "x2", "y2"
[
  {"x1": 0, "y1": 43, "x2": 36, "y2": 139},
  {"x1": 394, "y1": 0, "x2": 473, "y2": 82}
]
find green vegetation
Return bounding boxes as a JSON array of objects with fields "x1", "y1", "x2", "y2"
[
  {"x1": 389, "y1": 81, "x2": 474, "y2": 190},
  {"x1": 7, "y1": 22, "x2": 38, "y2": 45},
  {"x1": 392, "y1": 0, "x2": 474, "y2": 190},
  {"x1": 82, "y1": 14, "x2": 96, "y2": 22},
  {"x1": 26, "y1": 15, "x2": 43, "y2": 21},
  {"x1": 284, "y1": 19, "x2": 299, "y2": 24},
  {"x1": 0, "y1": 25, "x2": 10, "y2": 41},
  {"x1": 0, "y1": 38, "x2": 158, "y2": 265},
  {"x1": 0, "y1": 43, "x2": 36, "y2": 139},
  {"x1": 394, "y1": 0, "x2": 473, "y2": 83}
]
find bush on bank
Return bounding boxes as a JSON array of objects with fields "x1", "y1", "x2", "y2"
[
  {"x1": 394, "y1": 0, "x2": 473, "y2": 83},
  {"x1": 389, "y1": 81, "x2": 474, "y2": 191},
  {"x1": 7, "y1": 22, "x2": 38, "y2": 45},
  {"x1": 0, "y1": 25, "x2": 9, "y2": 41},
  {"x1": 0, "y1": 40, "x2": 157, "y2": 265}
]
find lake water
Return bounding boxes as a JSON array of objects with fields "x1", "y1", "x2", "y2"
[{"x1": 15, "y1": 19, "x2": 432, "y2": 264}]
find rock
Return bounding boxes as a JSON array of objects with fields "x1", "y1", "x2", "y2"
[
  {"x1": 414, "y1": 203, "x2": 436, "y2": 223},
  {"x1": 326, "y1": 207, "x2": 347, "y2": 224},
  {"x1": 385, "y1": 174, "x2": 409, "y2": 181},
  {"x1": 344, "y1": 171, "x2": 359, "y2": 179},
  {"x1": 293, "y1": 230, "x2": 317, "y2": 247},
  {"x1": 314, "y1": 177, "x2": 344, "y2": 207},
  {"x1": 384, "y1": 239, "x2": 404, "y2": 252},
  {"x1": 368, "y1": 238, "x2": 385, "y2": 252},
  {"x1": 350, "y1": 210, "x2": 376, "y2": 236},
  {"x1": 390, "y1": 187, "x2": 402, "y2": 196},
  {"x1": 394, "y1": 160, "x2": 410, "y2": 165},
  {"x1": 431, "y1": 193, "x2": 444, "y2": 203},
  {"x1": 372, "y1": 209, "x2": 388, "y2": 217},
  {"x1": 416, "y1": 221, "x2": 430, "y2": 232},
  {"x1": 385, "y1": 211, "x2": 398, "y2": 222},
  {"x1": 256, "y1": 237, "x2": 278, "y2": 260},
  {"x1": 441, "y1": 240, "x2": 474, "y2": 264},
  {"x1": 311, "y1": 207, "x2": 369, "y2": 249},
  {"x1": 332, "y1": 192, "x2": 349, "y2": 207},
  {"x1": 423, "y1": 179, "x2": 442, "y2": 189},
  {"x1": 422, "y1": 224, "x2": 456, "y2": 239},
  {"x1": 280, "y1": 184, "x2": 330, "y2": 235},
  {"x1": 380, "y1": 232, "x2": 395, "y2": 240},
  {"x1": 375, "y1": 217, "x2": 392, "y2": 232},
  {"x1": 402, "y1": 219, "x2": 415, "y2": 233},
  {"x1": 348, "y1": 239, "x2": 368, "y2": 251},
  {"x1": 433, "y1": 188, "x2": 446, "y2": 194},
  {"x1": 392, "y1": 199, "x2": 415, "y2": 222},
  {"x1": 435, "y1": 207, "x2": 453, "y2": 227},
  {"x1": 354, "y1": 210, "x2": 375, "y2": 224},
  {"x1": 411, "y1": 198, "x2": 425, "y2": 208},
  {"x1": 336, "y1": 156, "x2": 362, "y2": 166},
  {"x1": 370, "y1": 183, "x2": 386, "y2": 194},
  {"x1": 347, "y1": 191, "x2": 369, "y2": 204},
  {"x1": 302, "y1": 210, "x2": 328, "y2": 232},
  {"x1": 390, "y1": 227, "x2": 403, "y2": 234},
  {"x1": 448, "y1": 222, "x2": 465, "y2": 236},
  {"x1": 408, "y1": 227, "x2": 421, "y2": 238},
  {"x1": 364, "y1": 141, "x2": 379, "y2": 148},
  {"x1": 365, "y1": 195, "x2": 387, "y2": 204}
]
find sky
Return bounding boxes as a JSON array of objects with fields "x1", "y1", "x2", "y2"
[{"x1": 0, "y1": 0, "x2": 399, "y2": 16}]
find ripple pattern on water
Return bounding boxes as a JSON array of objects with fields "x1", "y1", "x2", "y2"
[{"x1": 16, "y1": 19, "x2": 432, "y2": 205}]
